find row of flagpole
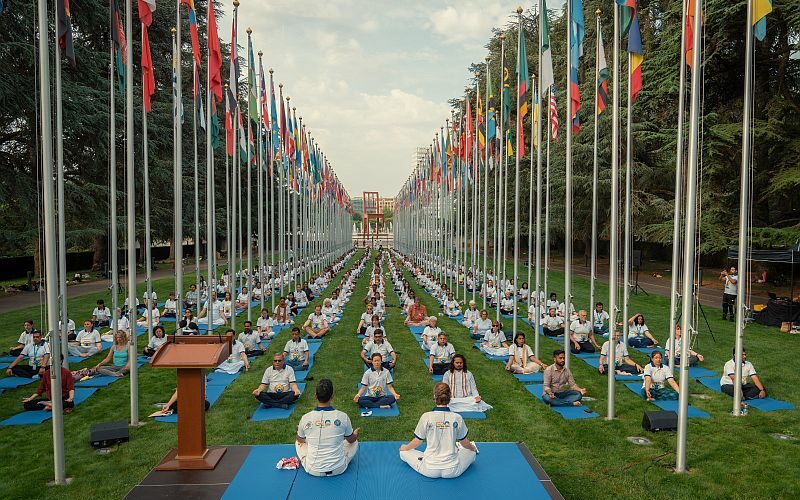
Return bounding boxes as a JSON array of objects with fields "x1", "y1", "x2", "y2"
[{"x1": 393, "y1": 0, "x2": 771, "y2": 473}]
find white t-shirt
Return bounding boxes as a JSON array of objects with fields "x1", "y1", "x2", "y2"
[
  {"x1": 429, "y1": 343, "x2": 455, "y2": 364},
  {"x1": 359, "y1": 368, "x2": 393, "y2": 397},
  {"x1": 93, "y1": 307, "x2": 111, "y2": 321},
  {"x1": 542, "y1": 315, "x2": 564, "y2": 330},
  {"x1": 600, "y1": 341, "x2": 629, "y2": 366},
  {"x1": 116, "y1": 315, "x2": 131, "y2": 334},
  {"x1": 723, "y1": 274, "x2": 738, "y2": 295},
  {"x1": 508, "y1": 344, "x2": 534, "y2": 363},
  {"x1": 238, "y1": 331, "x2": 261, "y2": 350},
  {"x1": 593, "y1": 310, "x2": 610, "y2": 328},
  {"x1": 500, "y1": 297, "x2": 515, "y2": 309},
  {"x1": 21, "y1": 342, "x2": 49, "y2": 368},
  {"x1": 413, "y1": 409, "x2": 469, "y2": 470},
  {"x1": 16, "y1": 330, "x2": 36, "y2": 346},
  {"x1": 570, "y1": 320, "x2": 592, "y2": 342},
  {"x1": 257, "y1": 316, "x2": 274, "y2": 331},
  {"x1": 360, "y1": 312, "x2": 375, "y2": 325},
  {"x1": 720, "y1": 359, "x2": 757, "y2": 386},
  {"x1": 221, "y1": 340, "x2": 246, "y2": 366},
  {"x1": 422, "y1": 326, "x2": 442, "y2": 345},
  {"x1": 237, "y1": 292, "x2": 250, "y2": 304},
  {"x1": 75, "y1": 329, "x2": 101, "y2": 347},
  {"x1": 283, "y1": 339, "x2": 309, "y2": 362},
  {"x1": 473, "y1": 318, "x2": 492, "y2": 333},
  {"x1": 363, "y1": 340, "x2": 394, "y2": 361},
  {"x1": 463, "y1": 309, "x2": 480, "y2": 322},
  {"x1": 442, "y1": 369, "x2": 479, "y2": 398},
  {"x1": 260, "y1": 365, "x2": 297, "y2": 393},
  {"x1": 307, "y1": 313, "x2": 328, "y2": 330},
  {"x1": 147, "y1": 335, "x2": 168, "y2": 351},
  {"x1": 642, "y1": 363, "x2": 673, "y2": 389},
  {"x1": 297, "y1": 407, "x2": 354, "y2": 475},
  {"x1": 629, "y1": 323, "x2": 649, "y2": 339},
  {"x1": 163, "y1": 299, "x2": 178, "y2": 314},
  {"x1": 482, "y1": 330, "x2": 505, "y2": 347}
]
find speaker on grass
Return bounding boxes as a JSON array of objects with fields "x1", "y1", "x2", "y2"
[
  {"x1": 642, "y1": 410, "x2": 678, "y2": 432},
  {"x1": 89, "y1": 420, "x2": 129, "y2": 448}
]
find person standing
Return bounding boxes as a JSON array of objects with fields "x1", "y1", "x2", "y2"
[{"x1": 720, "y1": 266, "x2": 738, "y2": 321}]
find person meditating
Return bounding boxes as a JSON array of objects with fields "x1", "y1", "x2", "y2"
[
  {"x1": 443, "y1": 292, "x2": 461, "y2": 317},
  {"x1": 461, "y1": 301, "x2": 480, "y2": 328},
  {"x1": 404, "y1": 296, "x2": 431, "y2": 327},
  {"x1": 499, "y1": 291, "x2": 515, "y2": 316},
  {"x1": 303, "y1": 305, "x2": 330, "y2": 339},
  {"x1": 428, "y1": 332, "x2": 455, "y2": 375},
  {"x1": 6, "y1": 330, "x2": 49, "y2": 378},
  {"x1": 479, "y1": 320, "x2": 508, "y2": 357},
  {"x1": 664, "y1": 324, "x2": 704, "y2": 367},
  {"x1": 421, "y1": 317, "x2": 442, "y2": 350},
  {"x1": 361, "y1": 330, "x2": 396, "y2": 370},
  {"x1": 68, "y1": 320, "x2": 102, "y2": 358},
  {"x1": 362, "y1": 315, "x2": 384, "y2": 345},
  {"x1": 399, "y1": 382, "x2": 478, "y2": 479},
  {"x1": 196, "y1": 293, "x2": 227, "y2": 328},
  {"x1": 296, "y1": 379, "x2": 360, "y2": 477},
  {"x1": 542, "y1": 307, "x2": 565, "y2": 337},
  {"x1": 354, "y1": 353, "x2": 400, "y2": 408},
  {"x1": 162, "y1": 292, "x2": 178, "y2": 318},
  {"x1": 542, "y1": 350, "x2": 587, "y2": 406},
  {"x1": 627, "y1": 313, "x2": 659, "y2": 348},
  {"x1": 283, "y1": 327, "x2": 309, "y2": 371},
  {"x1": 569, "y1": 310, "x2": 599, "y2": 354},
  {"x1": 143, "y1": 325, "x2": 168, "y2": 357},
  {"x1": 239, "y1": 321, "x2": 266, "y2": 356},
  {"x1": 236, "y1": 286, "x2": 250, "y2": 311},
  {"x1": 274, "y1": 296, "x2": 292, "y2": 325},
  {"x1": 357, "y1": 304, "x2": 376, "y2": 335},
  {"x1": 642, "y1": 351, "x2": 680, "y2": 400},
  {"x1": 92, "y1": 300, "x2": 111, "y2": 328},
  {"x1": 505, "y1": 333, "x2": 547, "y2": 374},
  {"x1": 598, "y1": 329, "x2": 643, "y2": 375},
  {"x1": 442, "y1": 354, "x2": 492, "y2": 413},
  {"x1": 719, "y1": 348, "x2": 767, "y2": 400},
  {"x1": 256, "y1": 308, "x2": 276, "y2": 340},
  {"x1": 136, "y1": 300, "x2": 161, "y2": 329},
  {"x1": 94, "y1": 330, "x2": 131, "y2": 377},
  {"x1": 471, "y1": 310, "x2": 492, "y2": 340},
  {"x1": 253, "y1": 353, "x2": 301, "y2": 409},
  {"x1": 215, "y1": 329, "x2": 250, "y2": 374},
  {"x1": 592, "y1": 302, "x2": 610, "y2": 337},
  {"x1": 22, "y1": 365, "x2": 75, "y2": 413},
  {"x1": 8, "y1": 320, "x2": 39, "y2": 357}
]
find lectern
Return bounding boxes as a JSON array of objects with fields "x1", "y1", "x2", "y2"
[{"x1": 151, "y1": 333, "x2": 233, "y2": 470}]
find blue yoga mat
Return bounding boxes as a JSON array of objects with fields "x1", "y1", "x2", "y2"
[
  {"x1": 358, "y1": 403, "x2": 400, "y2": 417},
  {"x1": 294, "y1": 343, "x2": 322, "y2": 382},
  {"x1": 623, "y1": 382, "x2": 710, "y2": 418},
  {"x1": 155, "y1": 381, "x2": 231, "y2": 423},
  {"x1": 457, "y1": 411, "x2": 487, "y2": 420},
  {"x1": 696, "y1": 377, "x2": 795, "y2": 411},
  {"x1": 633, "y1": 346, "x2": 663, "y2": 356},
  {"x1": 250, "y1": 383, "x2": 306, "y2": 421},
  {"x1": 0, "y1": 363, "x2": 8, "y2": 370},
  {"x1": 572, "y1": 351, "x2": 600, "y2": 359},
  {"x1": 582, "y1": 357, "x2": 643, "y2": 382},
  {"x1": 0, "y1": 356, "x2": 18, "y2": 363},
  {"x1": 408, "y1": 325, "x2": 426, "y2": 335},
  {"x1": 421, "y1": 358, "x2": 443, "y2": 382},
  {"x1": 0, "y1": 376, "x2": 37, "y2": 390},
  {"x1": 524, "y1": 384, "x2": 600, "y2": 420},
  {"x1": 160, "y1": 317, "x2": 177, "y2": 323},
  {"x1": 221, "y1": 445, "x2": 297, "y2": 500},
  {"x1": 0, "y1": 388, "x2": 98, "y2": 426},
  {"x1": 207, "y1": 371, "x2": 242, "y2": 386},
  {"x1": 513, "y1": 372, "x2": 544, "y2": 383},
  {"x1": 684, "y1": 366, "x2": 718, "y2": 379}
]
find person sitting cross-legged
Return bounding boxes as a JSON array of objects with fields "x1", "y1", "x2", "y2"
[
  {"x1": 664, "y1": 324, "x2": 704, "y2": 367},
  {"x1": 92, "y1": 300, "x2": 111, "y2": 328},
  {"x1": 442, "y1": 354, "x2": 492, "y2": 412},
  {"x1": 303, "y1": 305, "x2": 330, "y2": 339},
  {"x1": 143, "y1": 325, "x2": 168, "y2": 357},
  {"x1": 542, "y1": 307, "x2": 565, "y2": 337},
  {"x1": 283, "y1": 327, "x2": 309, "y2": 371},
  {"x1": 505, "y1": 333, "x2": 547, "y2": 374},
  {"x1": 236, "y1": 286, "x2": 251, "y2": 311},
  {"x1": 499, "y1": 291, "x2": 515, "y2": 316},
  {"x1": 94, "y1": 330, "x2": 131, "y2": 377},
  {"x1": 21, "y1": 366, "x2": 75, "y2": 413},
  {"x1": 428, "y1": 332, "x2": 455, "y2": 376},
  {"x1": 421, "y1": 317, "x2": 442, "y2": 350},
  {"x1": 569, "y1": 310, "x2": 600, "y2": 354},
  {"x1": 253, "y1": 353, "x2": 301, "y2": 409},
  {"x1": 239, "y1": 321, "x2": 266, "y2": 357},
  {"x1": 361, "y1": 330, "x2": 396, "y2": 370},
  {"x1": 6, "y1": 330, "x2": 49, "y2": 379},
  {"x1": 592, "y1": 302, "x2": 610, "y2": 337},
  {"x1": 627, "y1": 313, "x2": 659, "y2": 348},
  {"x1": 68, "y1": 320, "x2": 102, "y2": 358},
  {"x1": 256, "y1": 308, "x2": 276, "y2": 340},
  {"x1": 404, "y1": 296, "x2": 431, "y2": 327},
  {"x1": 719, "y1": 348, "x2": 767, "y2": 400},
  {"x1": 443, "y1": 292, "x2": 461, "y2": 317},
  {"x1": 479, "y1": 320, "x2": 508, "y2": 357},
  {"x1": 398, "y1": 382, "x2": 478, "y2": 479},
  {"x1": 8, "y1": 320, "x2": 39, "y2": 357},
  {"x1": 598, "y1": 329, "x2": 643, "y2": 376},
  {"x1": 215, "y1": 329, "x2": 250, "y2": 374},
  {"x1": 642, "y1": 351, "x2": 680, "y2": 401},
  {"x1": 542, "y1": 350, "x2": 587, "y2": 406},
  {"x1": 295, "y1": 379, "x2": 360, "y2": 477},
  {"x1": 354, "y1": 353, "x2": 400, "y2": 409},
  {"x1": 162, "y1": 292, "x2": 178, "y2": 318},
  {"x1": 471, "y1": 310, "x2": 493, "y2": 340},
  {"x1": 461, "y1": 301, "x2": 480, "y2": 328}
]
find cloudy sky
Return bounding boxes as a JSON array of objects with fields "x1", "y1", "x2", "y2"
[{"x1": 220, "y1": 0, "x2": 524, "y2": 199}]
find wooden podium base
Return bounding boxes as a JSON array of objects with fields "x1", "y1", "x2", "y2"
[{"x1": 155, "y1": 447, "x2": 227, "y2": 471}]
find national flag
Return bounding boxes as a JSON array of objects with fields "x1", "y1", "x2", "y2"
[
  {"x1": 465, "y1": 98, "x2": 474, "y2": 172},
  {"x1": 293, "y1": 113, "x2": 301, "y2": 166},
  {"x1": 57, "y1": 0, "x2": 76, "y2": 68},
  {"x1": 476, "y1": 88, "x2": 485, "y2": 152},
  {"x1": 112, "y1": 0, "x2": 126, "y2": 93},
  {"x1": 539, "y1": 0, "x2": 554, "y2": 92},
  {"x1": 533, "y1": 84, "x2": 540, "y2": 150},
  {"x1": 247, "y1": 33, "x2": 258, "y2": 126},
  {"x1": 597, "y1": 28, "x2": 609, "y2": 114},
  {"x1": 181, "y1": 0, "x2": 202, "y2": 67},
  {"x1": 210, "y1": 99, "x2": 220, "y2": 149},
  {"x1": 628, "y1": 5, "x2": 643, "y2": 102},
  {"x1": 172, "y1": 38, "x2": 184, "y2": 124},
  {"x1": 225, "y1": 86, "x2": 235, "y2": 156},
  {"x1": 137, "y1": 0, "x2": 155, "y2": 28},
  {"x1": 229, "y1": 5, "x2": 240, "y2": 101},
  {"x1": 549, "y1": 86, "x2": 559, "y2": 142},
  {"x1": 569, "y1": 0, "x2": 584, "y2": 134},
  {"x1": 270, "y1": 73, "x2": 279, "y2": 154},
  {"x1": 207, "y1": 0, "x2": 222, "y2": 103},
  {"x1": 194, "y1": 63, "x2": 206, "y2": 131},
  {"x1": 486, "y1": 68, "x2": 497, "y2": 142},
  {"x1": 238, "y1": 110, "x2": 247, "y2": 160},
  {"x1": 502, "y1": 50, "x2": 511, "y2": 129},
  {"x1": 141, "y1": 26, "x2": 155, "y2": 113},
  {"x1": 753, "y1": 0, "x2": 772, "y2": 41},
  {"x1": 517, "y1": 26, "x2": 529, "y2": 157},
  {"x1": 618, "y1": 0, "x2": 634, "y2": 38}
]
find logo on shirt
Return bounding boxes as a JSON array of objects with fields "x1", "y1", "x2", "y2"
[
  {"x1": 313, "y1": 418, "x2": 333, "y2": 427},
  {"x1": 435, "y1": 420, "x2": 451, "y2": 429},
  {"x1": 334, "y1": 419, "x2": 341, "y2": 427}
]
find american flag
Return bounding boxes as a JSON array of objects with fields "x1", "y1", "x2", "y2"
[{"x1": 548, "y1": 85, "x2": 559, "y2": 142}]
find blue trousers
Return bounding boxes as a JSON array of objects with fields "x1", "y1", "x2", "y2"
[
  {"x1": 358, "y1": 394, "x2": 396, "y2": 408},
  {"x1": 542, "y1": 390, "x2": 582, "y2": 407},
  {"x1": 627, "y1": 336, "x2": 653, "y2": 348}
]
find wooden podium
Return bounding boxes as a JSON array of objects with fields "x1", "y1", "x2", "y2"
[{"x1": 151, "y1": 333, "x2": 233, "y2": 470}]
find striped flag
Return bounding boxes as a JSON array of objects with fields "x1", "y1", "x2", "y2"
[
  {"x1": 597, "y1": 28, "x2": 609, "y2": 114},
  {"x1": 569, "y1": 0, "x2": 584, "y2": 134},
  {"x1": 539, "y1": 0, "x2": 554, "y2": 92},
  {"x1": 112, "y1": 0, "x2": 126, "y2": 93},
  {"x1": 137, "y1": 0, "x2": 155, "y2": 27},
  {"x1": 516, "y1": 24, "x2": 529, "y2": 158},
  {"x1": 752, "y1": 0, "x2": 772, "y2": 41},
  {"x1": 628, "y1": 2, "x2": 643, "y2": 102},
  {"x1": 141, "y1": 26, "x2": 155, "y2": 112},
  {"x1": 181, "y1": 0, "x2": 202, "y2": 67},
  {"x1": 549, "y1": 86, "x2": 559, "y2": 142}
]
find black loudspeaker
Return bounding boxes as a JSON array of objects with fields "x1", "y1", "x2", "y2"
[
  {"x1": 89, "y1": 420, "x2": 129, "y2": 448},
  {"x1": 642, "y1": 410, "x2": 678, "y2": 432}
]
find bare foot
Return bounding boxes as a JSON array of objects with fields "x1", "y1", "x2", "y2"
[
  {"x1": 380, "y1": 405, "x2": 391, "y2": 409},
  {"x1": 572, "y1": 401, "x2": 582, "y2": 406}
]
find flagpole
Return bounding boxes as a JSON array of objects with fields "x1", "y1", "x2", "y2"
[
  {"x1": 54, "y1": 4, "x2": 69, "y2": 370},
  {"x1": 607, "y1": 0, "x2": 621, "y2": 421},
  {"x1": 245, "y1": 28, "x2": 253, "y2": 321},
  {"x1": 534, "y1": 0, "x2": 545, "y2": 359},
  {"x1": 497, "y1": 34, "x2": 505, "y2": 320},
  {"x1": 590, "y1": 10, "x2": 600, "y2": 329},
  {"x1": 564, "y1": 0, "x2": 574, "y2": 368},
  {"x1": 622, "y1": 50, "x2": 633, "y2": 361},
  {"x1": 175, "y1": 0, "x2": 184, "y2": 318},
  {"x1": 676, "y1": 0, "x2": 704, "y2": 473},
  {"x1": 40, "y1": 0, "x2": 67, "y2": 483},
  {"x1": 472, "y1": 79, "x2": 479, "y2": 305},
  {"x1": 278, "y1": 83, "x2": 285, "y2": 300},
  {"x1": 733, "y1": 0, "x2": 756, "y2": 418},
  {"x1": 528, "y1": 74, "x2": 537, "y2": 357},
  {"x1": 483, "y1": 56, "x2": 490, "y2": 311},
  {"x1": 109, "y1": 0, "x2": 120, "y2": 356},
  {"x1": 268, "y1": 69, "x2": 276, "y2": 312},
  {"x1": 512, "y1": 7, "x2": 524, "y2": 337},
  {"x1": 193, "y1": 61, "x2": 201, "y2": 312},
  {"x1": 225, "y1": 84, "x2": 231, "y2": 304},
  {"x1": 543, "y1": 101, "x2": 550, "y2": 304},
  {"x1": 257, "y1": 51, "x2": 265, "y2": 312},
  {"x1": 143, "y1": 24, "x2": 154, "y2": 341},
  {"x1": 206, "y1": 5, "x2": 215, "y2": 335}
]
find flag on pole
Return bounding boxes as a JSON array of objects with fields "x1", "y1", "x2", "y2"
[
  {"x1": 172, "y1": 39, "x2": 184, "y2": 123},
  {"x1": 465, "y1": 98, "x2": 474, "y2": 171},
  {"x1": 194, "y1": 63, "x2": 206, "y2": 131},
  {"x1": 628, "y1": 4, "x2": 644, "y2": 102},
  {"x1": 597, "y1": 28, "x2": 609, "y2": 114},
  {"x1": 517, "y1": 24, "x2": 529, "y2": 158},
  {"x1": 141, "y1": 26, "x2": 155, "y2": 112},
  {"x1": 112, "y1": 0, "x2": 126, "y2": 93},
  {"x1": 539, "y1": 0, "x2": 554, "y2": 92},
  {"x1": 181, "y1": 0, "x2": 202, "y2": 67},
  {"x1": 533, "y1": 83, "x2": 540, "y2": 150},
  {"x1": 207, "y1": 0, "x2": 223, "y2": 103},
  {"x1": 752, "y1": 0, "x2": 772, "y2": 41},
  {"x1": 569, "y1": 0, "x2": 584, "y2": 134},
  {"x1": 270, "y1": 75, "x2": 279, "y2": 154},
  {"x1": 137, "y1": 0, "x2": 155, "y2": 27},
  {"x1": 502, "y1": 50, "x2": 512, "y2": 129},
  {"x1": 487, "y1": 69, "x2": 497, "y2": 143},
  {"x1": 247, "y1": 34, "x2": 258, "y2": 126},
  {"x1": 57, "y1": 0, "x2": 76, "y2": 68},
  {"x1": 477, "y1": 88, "x2": 485, "y2": 153},
  {"x1": 549, "y1": 86, "x2": 559, "y2": 142},
  {"x1": 229, "y1": 6, "x2": 240, "y2": 101},
  {"x1": 225, "y1": 86, "x2": 234, "y2": 157}
]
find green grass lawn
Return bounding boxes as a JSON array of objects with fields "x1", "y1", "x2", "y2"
[{"x1": 0, "y1": 249, "x2": 797, "y2": 499}]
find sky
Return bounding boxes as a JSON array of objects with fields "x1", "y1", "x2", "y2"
[{"x1": 220, "y1": 0, "x2": 525, "y2": 200}]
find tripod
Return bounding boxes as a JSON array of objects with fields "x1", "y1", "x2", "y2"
[
  {"x1": 675, "y1": 289, "x2": 716, "y2": 343},
  {"x1": 631, "y1": 266, "x2": 648, "y2": 296}
]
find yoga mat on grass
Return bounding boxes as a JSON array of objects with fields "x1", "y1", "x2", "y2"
[
  {"x1": 623, "y1": 382, "x2": 710, "y2": 418},
  {"x1": 155, "y1": 377, "x2": 235, "y2": 423},
  {"x1": 513, "y1": 372, "x2": 544, "y2": 383},
  {"x1": 0, "y1": 363, "x2": 8, "y2": 369},
  {"x1": 0, "y1": 376, "x2": 37, "y2": 390},
  {"x1": 422, "y1": 358, "x2": 443, "y2": 382},
  {"x1": 221, "y1": 445, "x2": 297, "y2": 500},
  {"x1": 582, "y1": 357, "x2": 643, "y2": 381},
  {"x1": 633, "y1": 346, "x2": 663, "y2": 356},
  {"x1": 250, "y1": 383, "x2": 306, "y2": 421},
  {"x1": 524, "y1": 384, "x2": 600, "y2": 420},
  {"x1": 75, "y1": 362, "x2": 145, "y2": 387},
  {"x1": 696, "y1": 377, "x2": 795, "y2": 411},
  {"x1": 0, "y1": 387, "x2": 98, "y2": 426},
  {"x1": 572, "y1": 351, "x2": 600, "y2": 359},
  {"x1": 0, "y1": 356, "x2": 18, "y2": 363},
  {"x1": 456, "y1": 411, "x2": 487, "y2": 420},
  {"x1": 358, "y1": 403, "x2": 400, "y2": 417}
]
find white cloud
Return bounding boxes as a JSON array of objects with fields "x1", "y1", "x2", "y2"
[{"x1": 426, "y1": 1, "x2": 518, "y2": 45}]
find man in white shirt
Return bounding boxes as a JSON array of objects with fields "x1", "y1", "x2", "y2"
[
  {"x1": 296, "y1": 379, "x2": 360, "y2": 477},
  {"x1": 720, "y1": 349, "x2": 766, "y2": 400},
  {"x1": 8, "y1": 320, "x2": 39, "y2": 357},
  {"x1": 599, "y1": 330, "x2": 642, "y2": 375},
  {"x1": 68, "y1": 320, "x2": 102, "y2": 358},
  {"x1": 162, "y1": 292, "x2": 178, "y2": 318},
  {"x1": 256, "y1": 308, "x2": 276, "y2": 339},
  {"x1": 592, "y1": 302, "x2": 610, "y2": 337},
  {"x1": 719, "y1": 266, "x2": 738, "y2": 321},
  {"x1": 542, "y1": 307, "x2": 565, "y2": 337},
  {"x1": 283, "y1": 327, "x2": 310, "y2": 371},
  {"x1": 238, "y1": 321, "x2": 265, "y2": 356},
  {"x1": 399, "y1": 382, "x2": 477, "y2": 479},
  {"x1": 253, "y1": 353, "x2": 301, "y2": 409},
  {"x1": 361, "y1": 330, "x2": 396, "y2": 369},
  {"x1": 6, "y1": 331, "x2": 49, "y2": 378},
  {"x1": 303, "y1": 305, "x2": 330, "y2": 339}
]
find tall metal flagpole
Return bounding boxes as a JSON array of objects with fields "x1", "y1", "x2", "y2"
[
  {"x1": 194, "y1": 61, "x2": 201, "y2": 309},
  {"x1": 205, "y1": 0, "x2": 215, "y2": 335},
  {"x1": 472, "y1": 80, "x2": 479, "y2": 304},
  {"x1": 676, "y1": 0, "x2": 704, "y2": 473},
  {"x1": 125, "y1": 0, "x2": 139, "y2": 426},
  {"x1": 55, "y1": 6, "x2": 69, "y2": 369},
  {"x1": 528, "y1": 74, "x2": 537, "y2": 356},
  {"x1": 608, "y1": 0, "x2": 621, "y2": 420},
  {"x1": 268, "y1": 69, "x2": 276, "y2": 312},
  {"x1": 543, "y1": 106, "x2": 551, "y2": 302},
  {"x1": 278, "y1": 83, "x2": 285, "y2": 299},
  {"x1": 257, "y1": 51, "x2": 265, "y2": 312},
  {"x1": 482, "y1": 56, "x2": 490, "y2": 310},
  {"x1": 174, "y1": 0, "x2": 184, "y2": 317},
  {"x1": 733, "y1": 0, "x2": 756, "y2": 417},
  {"x1": 668, "y1": 0, "x2": 690, "y2": 370},
  {"x1": 109, "y1": 1, "x2": 120, "y2": 346},
  {"x1": 143, "y1": 25, "x2": 154, "y2": 340},
  {"x1": 41, "y1": 0, "x2": 66, "y2": 483},
  {"x1": 512, "y1": 7, "x2": 524, "y2": 337},
  {"x1": 246, "y1": 28, "x2": 253, "y2": 321},
  {"x1": 590, "y1": 10, "x2": 601, "y2": 323},
  {"x1": 622, "y1": 50, "x2": 632, "y2": 349},
  {"x1": 497, "y1": 35, "x2": 505, "y2": 316},
  {"x1": 564, "y1": 0, "x2": 574, "y2": 368},
  {"x1": 535, "y1": 0, "x2": 545, "y2": 359}
]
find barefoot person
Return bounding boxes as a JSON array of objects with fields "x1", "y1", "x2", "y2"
[
  {"x1": 442, "y1": 354, "x2": 492, "y2": 413},
  {"x1": 252, "y1": 354, "x2": 301, "y2": 409},
  {"x1": 296, "y1": 379, "x2": 360, "y2": 477},
  {"x1": 505, "y1": 333, "x2": 547, "y2": 374},
  {"x1": 354, "y1": 353, "x2": 400, "y2": 408},
  {"x1": 642, "y1": 351, "x2": 680, "y2": 401},
  {"x1": 542, "y1": 350, "x2": 587, "y2": 406},
  {"x1": 398, "y1": 382, "x2": 478, "y2": 479}
]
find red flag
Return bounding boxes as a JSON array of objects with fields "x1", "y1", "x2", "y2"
[
  {"x1": 137, "y1": 0, "x2": 155, "y2": 28},
  {"x1": 141, "y1": 27, "x2": 155, "y2": 112},
  {"x1": 225, "y1": 88, "x2": 234, "y2": 157},
  {"x1": 207, "y1": 0, "x2": 223, "y2": 103},
  {"x1": 181, "y1": 0, "x2": 202, "y2": 68}
]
